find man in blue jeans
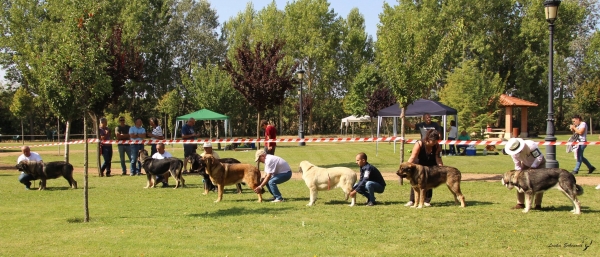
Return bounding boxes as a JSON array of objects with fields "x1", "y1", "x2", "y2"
[
  {"x1": 253, "y1": 149, "x2": 291, "y2": 202},
  {"x1": 114, "y1": 117, "x2": 131, "y2": 175},
  {"x1": 128, "y1": 118, "x2": 146, "y2": 176},
  {"x1": 350, "y1": 152, "x2": 386, "y2": 206}
]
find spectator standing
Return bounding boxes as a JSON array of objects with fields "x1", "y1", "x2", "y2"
[
  {"x1": 129, "y1": 118, "x2": 146, "y2": 176},
  {"x1": 261, "y1": 120, "x2": 277, "y2": 154},
  {"x1": 99, "y1": 117, "x2": 113, "y2": 177},
  {"x1": 408, "y1": 113, "x2": 442, "y2": 139},
  {"x1": 569, "y1": 114, "x2": 596, "y2": 175},
  {"x1": 115, "y1": 116, "x2": 131, "y2": 175},
  {"x1": 148, "y1": 117, "x2": 164, "y2": 156},
  {"x1": 182, "y1": 118, "x2": 198, "y2": 173},
  {"x1": 16, "y1": 146, "x2": 43, "y2": 190},
  {"x1": 447, "y1": 120, "x2": 458, "y2": 156}
]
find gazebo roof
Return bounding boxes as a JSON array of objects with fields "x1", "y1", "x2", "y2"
[{"x1": 499, "y1": 94, "x2": 538, "y2": 107}]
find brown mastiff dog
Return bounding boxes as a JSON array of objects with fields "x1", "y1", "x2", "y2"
[
  {"x1": 397, "y1": 162, "x2": 466, "y2": 208},
  {"x1": 203, "y1": 154, "x2": 263, "y2": 202}
]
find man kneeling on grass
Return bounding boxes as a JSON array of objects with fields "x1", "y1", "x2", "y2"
[{"x1": 350, "y1": 152, "x2": 386, "y2": 206}]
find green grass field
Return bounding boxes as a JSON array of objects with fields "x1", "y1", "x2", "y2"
[{"x1": 1, "y1": 135, "x2": 599, "y2": 256}]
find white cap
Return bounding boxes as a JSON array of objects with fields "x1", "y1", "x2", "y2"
[{"x1": 203, "y1": 142, "x2": 212, "y2": 148}]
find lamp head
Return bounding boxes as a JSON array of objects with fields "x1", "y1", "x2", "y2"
[{"x1": 544, "y1": 0, "x2": 561, "y2": 24}]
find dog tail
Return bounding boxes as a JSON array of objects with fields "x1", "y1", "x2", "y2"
[{"x1": 576, "y1": 184, "x2": 584, "y2": 196}]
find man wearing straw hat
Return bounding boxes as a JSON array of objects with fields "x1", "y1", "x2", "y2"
[{"x1": 504, "y1": 137, "x2": 546, "y2": 210}]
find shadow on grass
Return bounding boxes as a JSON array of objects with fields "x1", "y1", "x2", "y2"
[
  {"x1": 539, "y1": 205, "x2": 600, "y2": 213},
  {"x1": 66, "y1": 217, "x2": 85, "y2": 223},
  {"x1": 463, "y1": 174, "x2": 502, "y2": 181},
  {"x1": 42, "y1": 186, "x2": 80, "y2": 191},
  {"x1": 189, "y1": 206, "x2": 294, "y2": 218}
]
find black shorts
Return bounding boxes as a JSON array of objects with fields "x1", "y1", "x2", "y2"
[{"x1": 183, "y1": 144, "x2": 197, "y2": 158}]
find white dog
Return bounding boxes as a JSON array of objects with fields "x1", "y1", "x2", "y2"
[{"x1": 298, "y1": 161, "x2": 357, "y2": 206}]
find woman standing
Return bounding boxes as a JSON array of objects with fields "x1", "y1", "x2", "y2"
[
  {"x1": 404, "y1": 129, "x2": 443, "y2": 207},
  {"x1": 570, "y1": 114, "x2": 596, "y2": 174},
  {"x1": 447, "y1": 120, "x2": 458, "y2": 155},
  {"x1": 148, "y1": 117, "x2": 164, "y2": 156}
]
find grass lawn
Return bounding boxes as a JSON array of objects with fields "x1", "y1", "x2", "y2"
[{"x1": 0, "y1": 135, "x2": 599, "y2": 256}]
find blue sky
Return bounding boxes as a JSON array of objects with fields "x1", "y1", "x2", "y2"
[
  {"x1": 1, "y1": 0, "x2": 388, "y2": 83},
  {"x1": 209, "y1": 0, "x2": 389, "y2": 39}
]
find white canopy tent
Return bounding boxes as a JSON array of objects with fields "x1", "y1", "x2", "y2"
[{"x1": 340, "y1": 115, "x2": 371, "y2": 136}]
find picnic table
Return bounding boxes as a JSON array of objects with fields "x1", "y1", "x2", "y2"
[{"x1": 483, "y1": 129, "x2": 505, "y2": 140}]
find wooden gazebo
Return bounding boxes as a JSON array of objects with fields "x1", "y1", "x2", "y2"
[{"x1": 499, "y1": 94, "x2": 538, "y2": 139}]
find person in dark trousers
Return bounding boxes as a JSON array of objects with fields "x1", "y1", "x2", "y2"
[
  {"x1": 404, "y1": 129, "x2": 443, "y2": 207},
  {"x1": 350, "y1": 152, "x2": 386, "y2": 206}
]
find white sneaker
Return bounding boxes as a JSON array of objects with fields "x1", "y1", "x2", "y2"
[
  {"x1": 404, "y1": 201, "x2": 414, "y2": 207},
  {"x1": 271, "y1": 198, "x2": 285, "y2": 202},
  {"x1": 595, "y1": 184, "x2": 600, "y2": 190},
  {"x1": 424, "y1": 202, "x2": 431, "y2": 207}
]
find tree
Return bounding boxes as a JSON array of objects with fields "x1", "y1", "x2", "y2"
[
  {"x1": 344, "y1": 63, "x2": 382, "y2": 117},
  {"x1": 223, "y1": 40, "x2": 298, "y2": 139},
  {"x1": 377, "y1": 0, "x2": 456, "y2": 162},
  {"x1": 440, "y1": 60, "x2": 503, "y2": 133},
  {"x1": 365, "y1": 86, "x2": 397, "y2": 137},
  {"x1": 9, "y1": 87, "x2": 33, "y2": 144}
]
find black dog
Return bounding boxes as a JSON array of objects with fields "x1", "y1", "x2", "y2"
[
  {"x1": 16, "y1": 161, "x2": 77, "y2": 190},
  {"x1": 138, "y1": 149, "x2": 185, "y2": 189},
  {"x1": 186, "y1": 153, "x2": 243, "y2": 195}
]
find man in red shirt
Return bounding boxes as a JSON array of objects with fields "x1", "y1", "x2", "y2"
[{"x1": 261, "y1": 120, "x2": 277, "y2": 155}]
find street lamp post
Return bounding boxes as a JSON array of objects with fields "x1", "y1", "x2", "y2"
[
  {"x1": 297, "y1": 66, "x2": 306, "y2": 146},
  {"x1": 544, "y1": 0, "x2": 561, "y2": 168}
]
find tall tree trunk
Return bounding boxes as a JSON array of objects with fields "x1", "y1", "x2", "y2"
[
  {"x1": 57, "y1": 118, "x2": 61, "y2": 155},
  {"x1": 64, "y1": 120, "x2": 71, "y2": 163},
  {"x1": 20, "y1": 119, "x2": 24, "y2": 145},
  {"x1": 83, "y1": 114, "x2": 90, "y2": 222},
  {"x1": 399, "y1": 107, "x2": 406, "y2": 186}
]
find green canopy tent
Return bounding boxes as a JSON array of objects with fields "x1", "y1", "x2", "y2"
[{"x1": 173, "y1": 109, "x2": 231, "y2": 140}]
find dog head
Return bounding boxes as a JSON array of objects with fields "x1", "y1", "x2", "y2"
[
  {"x1": 138, "y1": 149, "x2": 150, "y2": 162},
  {"x1": 396, "y1": 162, "x2": 417, "y2": 178},
  {"x1": 298, "y1": 161, "x2": 314, "y2": 174},
  {"x1": 202, "y1": 154, "x2": 218, "y2": 174},
  {"x1": 186, "y1": 153, "x2": 206, "y2": 174},
  {"x1": 501, "y1": 170, "x2": 517, "y2": 190},
  {"x1": 15, "y1": 161, "x2": 29, "y2": 172}
]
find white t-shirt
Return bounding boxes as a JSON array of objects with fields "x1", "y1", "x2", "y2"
[
  {"x1": 17, "y1": 152, "x2": 43, "y2": 163},
  {"x1": 152, "y1": 151, "x2": 172, "y2": 160},
  {"x1": 151, "y1": 126, "x2": 163, "y2": 138},
  {"x1": 576, "y1": 122, "x2": 588, "y2": 142},
  {"x1": 264, "y1": 155, "x2": 291, "y2": 175},
  {"x1": 511, "y1": 140, "x2": 544, "y2": 170},
  {"x1": 448, "y1": 126, "x2": 458, "y2": 138}
]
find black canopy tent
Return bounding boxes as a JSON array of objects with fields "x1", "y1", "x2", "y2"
[{"x1": 376, "y1": 99, "x2": 458, "y2": 153}]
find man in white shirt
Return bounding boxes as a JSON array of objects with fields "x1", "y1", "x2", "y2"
[
  {"x1": 504, "y1": 138, "x2": 546, "y2": 210},
  {"x1": 253, "y1": 150, "x2": 292, "y2": 202},
  {"x1": 200, "y1": 142, "x2": 220, "y2": 159},
  {"x1": 151, "y1": 143, "x2": 172, "y2": 187},
  {"x1": 16, "y1": 146, "x2": 43, "y2": 190}
]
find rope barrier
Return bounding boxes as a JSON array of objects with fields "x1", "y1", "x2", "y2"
[{"x1": 0, "y1": 137, "x2": 597, "y2": 149}]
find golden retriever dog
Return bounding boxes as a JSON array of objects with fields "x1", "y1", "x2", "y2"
[
  {"x1": 397, "y1": 162, "x2": 466, "y2": 208},
  {"x1": 298, "y1": 161, "x2": 357, "y2": 206},
  {"x1": 203, "y1": 154, "x2": 263, "y2": 202}
]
